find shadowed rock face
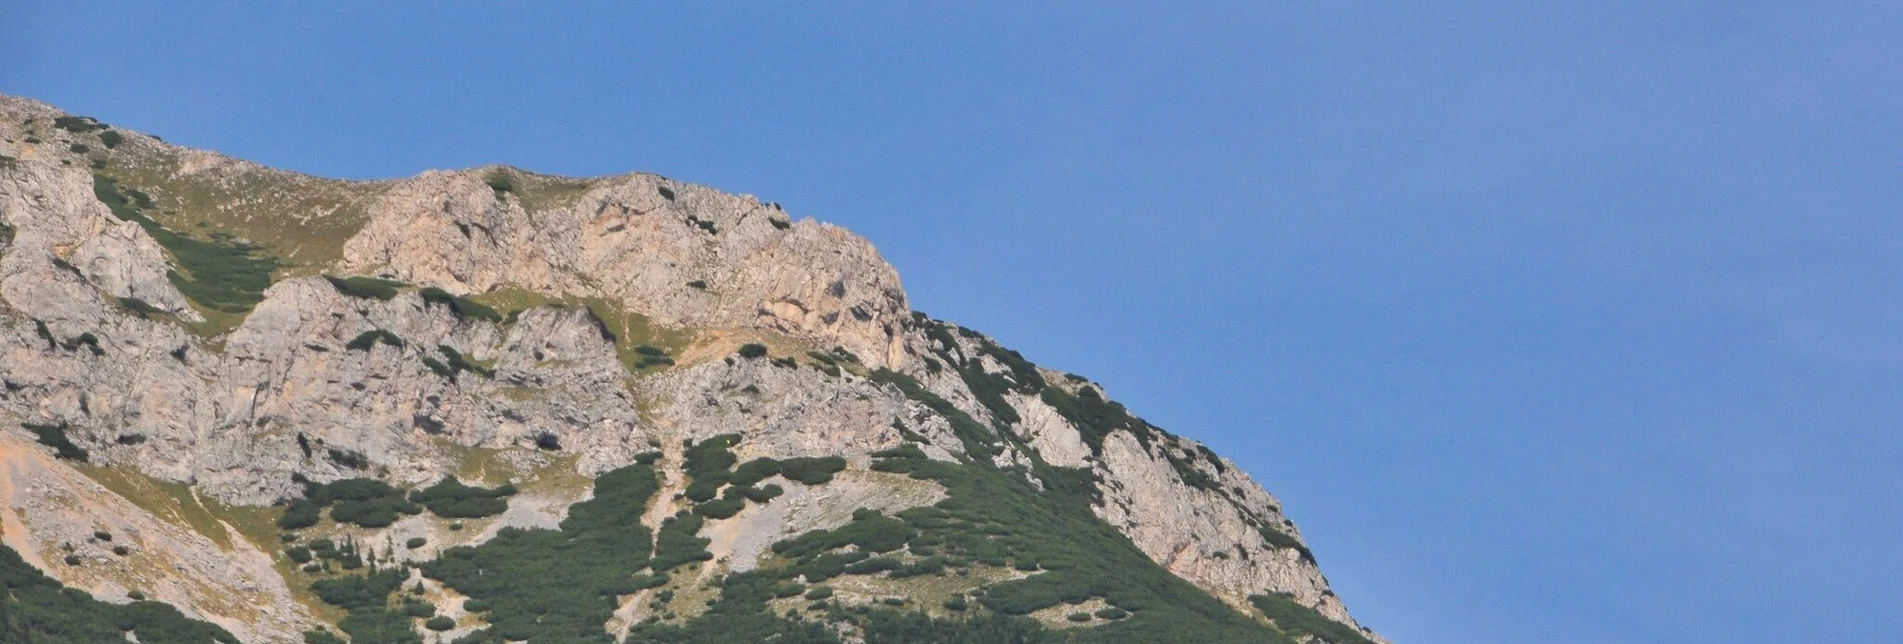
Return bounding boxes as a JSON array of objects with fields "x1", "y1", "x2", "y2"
[{"x1": 0, "y1": 93, "x2": 1385, "y2": 643}]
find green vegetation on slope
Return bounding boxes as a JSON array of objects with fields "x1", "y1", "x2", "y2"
[
  {"x1": 92, "y1": 174, "x2": 279, "y2": 317},
  {"x1": 93, "y1": 142, "x2": 380, "y2": 279},
  {"x1": 1251, "y1": 592, "x2": 1376, "y2": 644},
  {"x1": 417, "y1": 460, "x2": 664, "y2": 642},
  {"x1": 420, "y1": 287, "x2": 504, "y2": 323},
  {"x1": 259, "y1": 315, "x2": 1325, "y2": 642},
  {"x1": 323, "y1": 275, "x2": 406, "y2": 300},
  {"x1": 407, "y1": 476, "x2": 515, "y2": 518},
  {"x1": 279, "y1": 478, "x2": 422, "y2": 530},
  {"x1": 0, "y1": 544, "x2": 237, "y2": 644}
]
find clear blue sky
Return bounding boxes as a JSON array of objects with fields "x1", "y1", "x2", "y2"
[{"x1": 6, "y1": 3, "x2": 1899, "y2": 642}]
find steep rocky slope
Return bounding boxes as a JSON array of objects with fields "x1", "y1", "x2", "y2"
[{"x1": 0, "y1": 94, "x2": 1386, "y2": 644}]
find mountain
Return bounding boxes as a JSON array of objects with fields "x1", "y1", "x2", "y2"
[{"x1": 0, "y1": 94, "x2": 1386, "y2": 644}]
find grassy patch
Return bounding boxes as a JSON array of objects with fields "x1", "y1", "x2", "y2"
[
  {"x1": 93, "y1": 174, "x2": 280, "y2": 317},
  {"x1": 77, "y1": 466, "x2": 247, "y2": 550},
  {"x1": 94, "y1": 147, "x2": 379, "y2": 280},
  {"x1": 482, "y1": 170, "x2": 514, "y2": 195},
  {"x1": 510, "y1": 172, "x2": 599, "y2": 213},
  {"x1": 466, "y1": 286, "x2": 552, "y2": 321},
  {"x1": 578, "y1": 296, "x2": 696, "y2": 373}
]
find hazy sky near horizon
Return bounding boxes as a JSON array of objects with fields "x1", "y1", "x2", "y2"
[{"x1": 6, "y1": 3, "x2": 1901, "y2": 642}]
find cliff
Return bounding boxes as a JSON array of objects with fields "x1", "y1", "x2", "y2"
[{"x1": 0, "y1": 94, "x2": 1385, "y2": 644}]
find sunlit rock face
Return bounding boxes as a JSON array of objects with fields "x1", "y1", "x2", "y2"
[{"x1": 0, "y1": 93, "x2": 1384, "y2": 644}]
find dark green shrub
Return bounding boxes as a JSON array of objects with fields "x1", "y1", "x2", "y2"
[
  {"x1": 778, "y1": 456, "x2": 846, "y2": 485},
  {"x1": 1094, "y1": 607, "x2": 1130, "y2": 620},
  {"x1": 415, "y1": 462, "x2": 661, "y2": 642},
  {"x1": 98, "y1": 130, "x2": 124, "y2": 148},
  {"x1": 868, "y1": 368, "x2": 1001, "y2": 459},
  {"x1": 326, "y1": 449, "x2": 370, "y2": 469},
  {"x1": 23, "y1": 422, "x2": 88, "y2": 462},
  {"x1": 292, "y1": 478, "x2": 422, "y2": 529},
  {"x1": 693, "y1": 497, "x2": 745, "y2": 519},
  {"x1": 117, "y1": 297, "x2": 166, "y2": 318},
  {"x1": 410, "y1": 476, "x2": 513, "y2": 518},
  {"x1": 737, "y1": 343, "x2": 768, "y2": 358},
  {"x1": 772, "y1": 509, "x2": 911, "y2": 559},
  {"x1": 845, "y1": 557, "x2": 901, "y2": 575},
  {"x1": 421, "y1": 356, "x2": 453, "y2": 378},
  {"x1": 425, "y1": 615, "x2": 455, "y2": 631},
  {"x1": 802, "y1": 587, "x2": 832, "y2": 600},
  {"x1": 427, "y1": 345, "x2": 494, "y2": 381},
  {"x1": 484, "y1": 172, "x2": 514, "y2": 194},
  {"x1": 53, "y1": 116, "x2": 99, "y2": 133},
  {"x1": 278, "y1": 501, "x2": 321, "y2": 529},
  {"x1": 735, "y1": 484, "x2": 783, "y2": 503},
  {"x1": 1256, "y1": 526, "x2": 1314, "y2": 564},
  {"x1": 419, "y1": 287, "x2": 503, "y2": 323},
  {"x1": 344, "y1": 329, "x2": 403, "y2": 351},
  {"x1": 62, "y1": 332, "x2": 104, "y2": 356},
  {"x1": 406, "y1": 537, "x2": 427, "y2": 549},
  {"x1": 1250, "y1": 592, "x2": 1374, "y2": 644},
  {"x1": 1068, "y1": 612, "x2": 1092, "y2": 623},
  {"x1": 0, "y1": 546, "x2": 237, "y2": 643},
  {"x1": 302, "y1": 629, "x2": 346, "y2": 644},
  {"x1": 324, "y1": 275, "x2": 404, "y2": 300},
  {"x1": 112, "y1": 545, "x2": 130, "y2": 556},
  {"x1": 651, "y1": 513, "x2": 713, "y2": 572}
]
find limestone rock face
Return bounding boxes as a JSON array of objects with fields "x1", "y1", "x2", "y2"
[
  {"x1": 340, "y1": 169, "x2": 911, "y2": 370},
  {"x1": 0, "y1": 93, "x2": 1385, "y2": 643},
  {"x1": 0, "y1": 435, "x2": 309, "y2": 644}
]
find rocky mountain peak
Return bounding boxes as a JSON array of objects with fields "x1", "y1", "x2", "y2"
[{"x1": 0, "y1": 94, "x2": 1385, "y2": 644}]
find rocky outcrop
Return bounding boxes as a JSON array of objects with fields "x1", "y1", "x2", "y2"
[
  {"x1": 340, "y1": 169, "x2": 911, "y2": 370},
  {"x1": 0, "y1": 93, "x2": 1384, "y2": 643},
  {"x1": 0, "y1": 434, "x2": 311, "y2": 643}
]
